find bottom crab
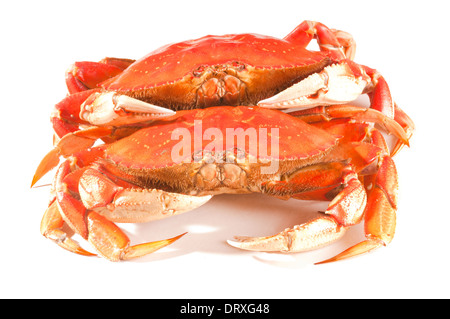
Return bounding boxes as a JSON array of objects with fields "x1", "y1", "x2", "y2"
[{"x1": 37, "y1": 105, "x2": 410, "y2": 263}]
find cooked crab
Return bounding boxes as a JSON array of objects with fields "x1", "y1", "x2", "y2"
[{"x1": 40, "y1": 105, "x2": 409, "y2": 263}]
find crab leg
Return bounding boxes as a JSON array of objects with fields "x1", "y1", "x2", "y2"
[
  {"x1": 391, "y1": 103, "x2": 415, "y2": 156},
  {"x1": 363, "y1": 66, "x2": 395, "y2": 119},
  {"x1": 228, "y1": 164, "x2": 367, "y2": 253},
  {"x1": 31, "y1": 128, "x2": 110, "y2": 187},
  {"x1": 52, "y1": 89, "x2": 101, "y2": 139},
  {"x1": 56, "y1": 58, "x2": 135, "y2": 140},
  {"x1": 291, "y1": 103, "x2": 413, "y2": 157},
  {"x1": 290, "y1": 104, "x2": 410, "y2": 149},
  {"x1": 316, "y1": 155, "x2": 398, "y2": 264},
  {"x1": 47, "y1": 158, "x2": 211, "y2": 261},
  {"x1": 86, "y1": 211, "x2": 187, "y2": 261},
  {"x1": 283, "y1": 20, "x2": 354, "y2": 60},
  {"x1": 279, "y1": 21, "x2": 399, "y2": 120},
  {"x1": 40, "y1": 199, "x2": 96, "y2": 257},
  {"x1": 43, "y1": 183, "x2": 187, "y2": 260},
  {"x1": 65, "y1": 58, "x2": 135, "y2": 94},
  {"x1": 257, "y1": 61, "x2": 415, "y2": 151}
]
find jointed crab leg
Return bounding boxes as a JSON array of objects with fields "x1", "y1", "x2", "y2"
[
  {"x1": 227, "y1": 153, "x2": 398, "y2": 264},
  {"x1": 361, "y1": 65, "x2": 398, "y2": 119},
  {"x1": 284, "y1": 21, "x2": 394, "y2": 120},
  {"x1": 226, "y1": 112, "x2": 400, "y2": 264},
  {"x1": 228, "y1": 164, "x2": 367, "y2": 253},
  {"x1": 391, "y1": 103, "x2": 415, "y2": 156},
  {"x1": 316, "y1": 155, "x2": 398, "y2": 264},
  {"x1": 52, "y1": 57, "x2": 173, "y2": 141},
  {"x1": 42, "y1": 189, "x2": 187, "y2": 260},
  {"x1": 52, "y1": 89, "x2": 101, "y2": 139},
  {"x1": 290, "y1": 103, "x2": 414, "y2": 158},
  {"x1": 40, "y1": 199, "x2": 95, "y2": 257},
  {"x1": 42, "y1": 195, "x2": 187, "y2": 261},
  {"x1": 259, "y1": 20, "x2": 409, "y2": 136},
  {"x1": 283, "y1": 20, "x2": 354, "y2": 60},
  {"x1": 45, "y1": 157, "x2": 211, "y2": 261},
  {"x1": 65, "y1": 58, "x2": 135, "y2": 94},
  {"x1": 31, "y1": 127, "x2": 111, "y2": 187},
  {"x1": 290, "y1": 104, "x2": 410, "y2": 149},
  {"x1": 86, "y1": 211, "x2": 187, "y2": 261},
  {"x1": 54, "y1": 57, "x2": 136, "y2": 139}
]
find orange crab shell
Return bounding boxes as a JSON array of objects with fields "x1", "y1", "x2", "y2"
[
  {"x1": 105, "y1": 106, "x2": 338, "y2": 170},
  {"x1": 102, "y1": 34, "x2": 329, "y2": 91}
]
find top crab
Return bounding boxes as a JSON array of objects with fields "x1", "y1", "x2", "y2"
[
  {"x1": 34, "y1": 20, "x2": 413, "y2": 187},
  {"x1": 53, "y1": 21, "x2": 412, "y2": 139}
]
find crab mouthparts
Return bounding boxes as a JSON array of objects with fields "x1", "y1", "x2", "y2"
[
  {"x1": 80, "y1": 92, "x2": 175, "y2": 126},
  {"x1": 257, "y1": 63, "x2": 368, "y2": 109},
  {"x1": 196, "y1": 74, "x2": 247, "y2": 108}
]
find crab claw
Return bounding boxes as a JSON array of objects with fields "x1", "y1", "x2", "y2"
[
  {"x1": 80, "y1": 92, "x2": 175, "y2": 126},
  {"x1": 227, "y1": 216, "x2": 347, "y2": 252},
  {"x1": 257, "y1": 62, "x2": 368, "y2": 109}
]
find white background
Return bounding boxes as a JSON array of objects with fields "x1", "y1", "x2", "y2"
[{"x1": 2, "y1": 0, "x2": 449, "y2": 299}]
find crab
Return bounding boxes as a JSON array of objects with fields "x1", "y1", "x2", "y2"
[
  {"x1": 39, "y1": 105, "x2": 409, "y2": 263},
  {"x1": 32, "y1": 21, "x2": 414, "y2": 186}
]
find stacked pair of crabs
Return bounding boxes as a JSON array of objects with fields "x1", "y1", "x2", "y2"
[{"x1": 33, "y1": 21, "x2": 414, "y2": 263}]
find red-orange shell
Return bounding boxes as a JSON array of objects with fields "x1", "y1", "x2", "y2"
[
  {"x1": 105, "y1": 106, "x2": 337, "y2": 169},
  {"x1": 102, "y1": 33, "x2": 328, "y2": 91}
]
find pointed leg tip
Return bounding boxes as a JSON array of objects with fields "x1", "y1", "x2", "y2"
[
  {"x1": 30, "y1": 176, "x2": 39, "y2": 188},
  {"x1": 227, "y1": 236, "x2": 255, "y2": 250},
  {"x1": 315, "y1": 240, "x2": 384, "y2": 265},
  {"x1": 69, "y1": 246, "x2": 97, "y2": 257},
  {"x1": 314, "y1": 257, "x2": 339, "y2": 265},
  {"x1": 404, "y1": 139, "x2": 411, "y2": 148},
  {"x1": 227, "y1": 234, "x2": 288, "y2": 252},
  {"x1": 32, "y1": 148, "x2": 61, "y2": 187},
  {"x1": 397, "y1": 133, "x2": 410, "y2": 148},
  {"x1": 121, "y1": 232, "x2": 189, "y2": 261},
  {"x1": 53, "y1": 240, "x2": 97, "y2": 257},
  {"x1": 151, "y1": 231, "x2": 188, "y2": 250},
  {"x1": 171, "y1": 231, "x2": 188, "y2": 242},
  {"x1": 226, "y1": 237, "x2": 246, "y2": 249}
]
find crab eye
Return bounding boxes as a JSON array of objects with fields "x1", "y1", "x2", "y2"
[
  {"x1": 231, "y1": 61, "x2": 245, "y2": 71},
  {"x1": 193, "y1": 65, "x2": 207, "y2": 77}
]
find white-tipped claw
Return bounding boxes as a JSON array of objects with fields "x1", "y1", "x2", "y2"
[
  {"x1": 257, "y1": 62, "x2": 368, "y2": 109},
  {"x1": 227, "y1": 234, "x2": 291, "y2": 252},
  {"x1": 80, "y1": 92, "x2": 175, "y2": 126},
  {"x1": 227, "y1": 217, "x2": 347, "y2": 252}
]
